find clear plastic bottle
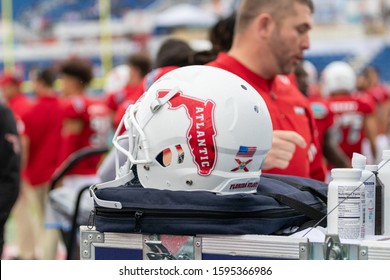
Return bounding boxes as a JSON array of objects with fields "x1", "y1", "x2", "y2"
[
  {"x1": 327, "y1": 168, "x2": 364, "y2": 239},
  {"x1": 378, "y1": 150, "x2": 390, "y2": 235}
]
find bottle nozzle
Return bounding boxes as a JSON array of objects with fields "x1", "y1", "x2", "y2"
[{"x1": 352, "y1": 152, "x2": 366, "y2": 169}]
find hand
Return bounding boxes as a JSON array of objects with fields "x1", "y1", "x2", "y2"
[{"x1": 262, "y1": 130, "x2": 307, "y2": 170}]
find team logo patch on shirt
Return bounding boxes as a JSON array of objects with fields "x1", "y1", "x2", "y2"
[
  {"x1": 310, "y1": 102, "x2": 328, "y2": 119},
  {"x1": 236, "y1": 146, "x2": 256, "y2": 157}
]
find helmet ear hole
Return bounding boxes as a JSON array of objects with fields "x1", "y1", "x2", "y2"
[
  {"x1": 156, "y1": 148, "x2": 172, "y2": 167},
  {"x1": 175, "y1": 145, "x2": 185, "y2": 164},
  {"x1": 155, "y1": 145, "x2": 185, "y2": 167}
]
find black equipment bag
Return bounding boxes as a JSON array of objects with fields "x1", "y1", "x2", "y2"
[{"x1": 89, "y1": 174, "x2": 328, "y2": 235}]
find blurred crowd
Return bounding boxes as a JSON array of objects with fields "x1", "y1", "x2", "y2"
[{"x1": 1, "y1": 3, "x2": 390, "y2": 260}]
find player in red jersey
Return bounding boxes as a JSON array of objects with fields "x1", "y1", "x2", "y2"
[
  {"x1": 364, "y1": 66, "x2": 390, "y2": 136},
  {"x1": 321, "y1": 61, "x2": 378, "y2": 165},
  {"x1": 11, "y1": 68, "x2": 63, "y2": 259},
  {"x1": 207, "y1": 0, "x2": 325, "y2": 181},
  {"x1": 46, "y1": 59, "x2": 111, "y2": 232},
  {"x1": 357, "y1": 66, "x2": 390, "y2": 163},
  {"x1": 57, "y1": 59, "x2": 110, "y2": 175},
  {"x1": 23, "y1": 68, "x2": 62, "y2": 193},
  {"x1": 295, "y1": 61, "x2": 350, "y2": 170},
  {"x1": 104, "y1": 53, "x2": 151, "y2": 126},
  {"x1": 308, "y1": 96, "x2": 351, "y2": 169}
]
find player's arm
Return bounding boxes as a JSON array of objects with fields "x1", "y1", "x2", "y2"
[
  {"x1": 322, "y1": 129, "x2": 350, "y2": 168},
  {"x1": 364, "y1": 113, "x2": 378, "y2": 162},
  {"x1": 379, "y1": 99, "x2": 390, "y2": 135},
  {"x1": 262, "y1": 130, "x2": 307, "y2": 170},
  {"x1": 20, "y1": 135, "x2": 29, "y2": 169}
]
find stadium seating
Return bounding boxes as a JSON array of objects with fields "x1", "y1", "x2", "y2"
[
  {"x1": 367, "y1": 46, "x2": 390, "y2": 83},
  {"x1": 4, "y1": 0, "x2": 158, "y2": 23},
  {"x1": 305, "y1": 52, "x2": 355, "y2": 76}
]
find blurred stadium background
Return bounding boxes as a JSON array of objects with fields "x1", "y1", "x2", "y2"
[{"x1": 1, "y1": 0, "x2": 390, "y2": 93}]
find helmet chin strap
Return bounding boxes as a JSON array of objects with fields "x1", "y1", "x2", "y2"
[{"x1": 90, "y1": 171, "x2": 135, "y2": 209}]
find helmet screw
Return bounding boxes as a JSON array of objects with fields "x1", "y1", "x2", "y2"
[
  {"x1": 144, "y1": 165, "x2": 150, "y2": 171},
  {"x1": 150, "y1": 99, "x2": 162, "y2": 113},
  {"x1": 151, "y1": 104, "x2": 161, "y2": 113},
  {"x1": 186, "y1": 179, "x2": 193, "y2": 186}
]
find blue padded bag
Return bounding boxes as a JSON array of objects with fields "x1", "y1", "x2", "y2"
[{"x1": 90, "y1": 174, "x2": 327, "y2": 235}]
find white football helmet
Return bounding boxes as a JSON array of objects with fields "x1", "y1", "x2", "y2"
[
  {"x1": 110, "y1": 65, "x2": 273, "y2": 195},
  {"x1": 320, "y1": 61, "x2": 356, "y2": 97},
  {"x1": 104, "y1": 64, "x2": 130, "y2": 93},
  {"x1": 302, "y1": 60, "x2": 318, "y2": 86}
]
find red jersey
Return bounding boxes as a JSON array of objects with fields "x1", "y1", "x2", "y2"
[
  {"x1": 363, "y1": 84, "x2": 389, "y2": 135},
  {"x1": 286, "y1": 73, "x2": 298, "y2": 88},
  {"x1": 208, "y1": 53, "x2": 325, "y2": 181},
  {"x1": 366, "y1": 84, "x2": 389, "y2": 104},
  {"x1": 309, "y1": 96, "x2": 334, "y2": 148},
  {"x1": 105, "y1": 84, "x2": 141, "y2": 112},
  {"x1": 59, "y1": 95, "x2": 111, "y2": 175},
  {"x1": 23, "y1": 95, "x2": 63, "y2": 186},
  {"x1": 327, "y1": 94, "x2": 375, "y2": 160},
  {"x1": 7, "y1": 93, "x2": 33, "y2": 135}
]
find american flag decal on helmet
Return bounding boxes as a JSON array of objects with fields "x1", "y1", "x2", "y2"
[{"x1": 236, "y1": 146, "x2": 256, "y2": 158}]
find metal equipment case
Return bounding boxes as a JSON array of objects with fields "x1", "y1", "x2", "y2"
[{"x1": 79, "y1": 226, "x2": 390, "y2": 260}]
